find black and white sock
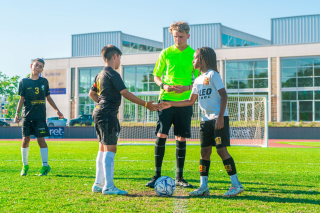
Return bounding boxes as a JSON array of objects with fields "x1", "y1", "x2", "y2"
[
  {"x1": 176, "y1": 141, "x2": 186, "y2": 179},
  {"x1": 155, "y1": 137, "x2": 166, "y2": 177}
]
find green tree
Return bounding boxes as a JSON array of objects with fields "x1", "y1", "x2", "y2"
[
  {"x1": 0, "y1": 71, "x2": 20, "y2": 117},
  {"x1": 5, "y1": 95, "x2": 20, "y2": 118},
  {"x1": 0, "y1": 72, "x2": 19, "y2": 96}
]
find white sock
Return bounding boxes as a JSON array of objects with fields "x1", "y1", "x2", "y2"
[
  {"x1": 230, "y1": 174, "x2": 240, "y2": 185},
  {"x1": 200, "y1": 176, "x2": 208, "y2": 187},
  {"x1": 103, "y1": 151, "x2": 115, "y2": 188},
  {"x1": 40, "y1": 147, "x2": 49, "y2": 166},
  {"x1": 94, "y1": 151, "x2": 104, "y2": 185},
  {"x1": 21, "y1": 147, "x2": 29, "y2": 165}
]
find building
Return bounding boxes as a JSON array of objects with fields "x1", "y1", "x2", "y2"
[{"x1": 43, "y1": 14, "x2": 320, "y2": 123}]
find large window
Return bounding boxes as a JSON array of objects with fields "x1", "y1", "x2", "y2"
[
  {"x1": 122, "y1": 41, "x2": 162, "y2": 54},
  {"x1": 225, "y1": 60, "x2": 268, "y2": 90},
  {"x1": 281, "y1": 57, "x2": 320, "y2": 88},
  {"x1": 79, "y1": 67, "x2": 103, "y2": 114},
  {"x1": 281, "y1": 57, "x2": 320, "y2": 121},
  {"x1": 222, "y1": 34, "x2": 260, "y2": 48},
  {"x1": 123, "y1": 65, "x2": 160, "y2": 92}
]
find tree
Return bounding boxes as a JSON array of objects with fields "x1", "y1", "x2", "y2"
[
  {"x1": 0, "y1": 71, "x2": 20, "y2": 96},
  {"x1": 5, "y1": 95, "x2": 20, "y2": 118},
  {"x1": 0, "y1": 71, "x2": 20, "y2": 117}
]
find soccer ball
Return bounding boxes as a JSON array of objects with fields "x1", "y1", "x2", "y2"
[{"x1": 154, "y1": 176, "x2": 176, "y2": 197}]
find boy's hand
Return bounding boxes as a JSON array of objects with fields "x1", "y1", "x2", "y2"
[
  {"x1": 57, "y1": 111, "x2": 64, "y2": 119},
  {"x1": 215, "y1": 116, "x2": 224, "y2": 130},
  {"x1": 14, "y1": 114, "x2": 20, "y2": 123},
  {"x1": 146, "y1": 101, "x2": 159, "y2": 111},
  {"x1": 172, "y1": 85, "x2": 189, "y2": 93},
  {"x1": 163, "y1": 84, "x2": 175, "y2": 92},
  {"x1": 159, "y1": 101, "x2": 171, "y2": 111}
]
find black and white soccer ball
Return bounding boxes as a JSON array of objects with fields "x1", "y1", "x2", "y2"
[{"x1": 154, "y1": 176, "x2": 176, "y2": 196}]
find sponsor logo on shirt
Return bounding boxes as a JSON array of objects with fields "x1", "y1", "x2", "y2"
[
  {"x1": 203, "y1": 77, "x2": 209, "y2": 85},
  {"x1": 27, "y1": 87, "x2": 32, "y2": 90},
  {"x1": 41, "y1": 85, "x2": 44, "y2": 90},
  {"x1": 198, "y1": 88, "x2": 212, "y2": 100},
  {"x1": 215, "y1": 137, "x2": 222, "y2": 145},
  {"x1": 225, "y1": 165, "x2": 232, "y2": 172},
  {"x1": 31, "y1": 100, "x2": 45, "y2": 105}
]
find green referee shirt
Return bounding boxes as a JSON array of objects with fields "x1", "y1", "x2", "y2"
[{"x1": 153, "y1": 45, "x2": 199, "y2": 101}]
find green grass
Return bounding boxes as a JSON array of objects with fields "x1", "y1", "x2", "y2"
[
  {"x1": 0, "y1": 140, "x2": 319, "y2": 212},
  {"x1": 276, "y1": 142, "x2": 320, "y2": 148}
]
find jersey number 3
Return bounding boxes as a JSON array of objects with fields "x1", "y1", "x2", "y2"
[{"x1": 35, "y1": 87, "x2": 39, "y2": 94}]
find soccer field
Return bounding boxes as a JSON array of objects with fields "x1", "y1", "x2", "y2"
[{"x1": 0, "y1": 140, "x2": 319, "y2": 212}]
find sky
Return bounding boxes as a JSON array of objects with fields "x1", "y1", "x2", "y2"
[{"x1": 0, "y1": 0, "x2": 319, "y2": 79}]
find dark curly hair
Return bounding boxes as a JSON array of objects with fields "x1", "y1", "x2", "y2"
[{"x1": 198, "y1": 47, "x2": 218, "y2": 73}]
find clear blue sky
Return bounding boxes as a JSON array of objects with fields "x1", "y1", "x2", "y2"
[{"x1": 0, "y1": 0, "x2": 319, "y2": 79}]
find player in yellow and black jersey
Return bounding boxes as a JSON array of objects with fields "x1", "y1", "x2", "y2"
[{"x1": 15, "y1": 58, "x2": 64, "y2": 177}]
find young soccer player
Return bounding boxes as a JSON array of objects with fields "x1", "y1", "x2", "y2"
[
  {"x1": 146, "y1": 21, "x2": 199, "y2": 188},
  {"x1": 15, "y1": 58, "x2": 64, "y2": 176},
  {"x1": 89, "y1": 45, "x2": 158, "y2": 195},
  {"x1": 160, "y1": 47, "x2": 244, "y2": 197}
]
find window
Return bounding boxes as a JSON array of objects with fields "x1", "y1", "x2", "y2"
[
  {"x1": 78, "y1": 67, "x2": 103, "y2": 115},
  {"x1": 225, "y1": 60, "x2": 268, "y2": 90},
  {"x1": 122, "y1": 41, "x2": 162, "y2": 54},
  {"x1": 123, "y1": 65, "x2": 160, "y2": 92},
  {"x1": 221, "y1": 34, "x2": 261, "y2": 48}
]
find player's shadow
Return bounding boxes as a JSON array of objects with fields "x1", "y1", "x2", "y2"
[
  {"x1": 54, "y1": 174, "x2": 95, "y2": 178},
  {"x1": 205, "y1": 194, "x2": 320, "y2": 205}
]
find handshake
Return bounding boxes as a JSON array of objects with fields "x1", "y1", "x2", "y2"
[{"x1": 144, "y1": 101, "x2": 172, "y2": 111}]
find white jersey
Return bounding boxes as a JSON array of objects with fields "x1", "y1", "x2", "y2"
[{"x1": 191, "y1": 70, "x2": 228, "y2": 121}]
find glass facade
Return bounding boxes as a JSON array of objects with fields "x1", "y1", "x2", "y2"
[
  {"x1": 123, "y1": 65, "x2": 160, "y2": 92},
  {"x1": 281, "y1": 57, "x2": 320, "y2": 121},
  {"x1": 222, "y1": 34, "x2": 260, "y2": 48},
  {"x1": 79, "y1": 67, "x2": 103, "y2": 114},
  {"x1": 122, "y1": 41, "x2": 162, "y2": 54},
  {"x1": 225, "y1": 60, "x2": 268, "y2": 90}
]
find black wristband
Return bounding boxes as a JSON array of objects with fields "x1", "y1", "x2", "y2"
[{"x1": 160, "y1": 83, "x2": 165, "y2": 89}]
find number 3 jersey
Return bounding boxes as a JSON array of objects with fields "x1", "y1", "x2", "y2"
[
  {"x1": 191, "y1": 70, "x2": 228, "y2": 121},
  {"x1": 18, "y1": 77, "x2": 50, "y2": 121}
]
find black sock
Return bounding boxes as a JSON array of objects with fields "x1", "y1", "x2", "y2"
[
  {"x1": 176, "y1": 140, "x2": 186, "y2": 179},
  {"x1": 223, "y1": 157, "x2": 237, "y2": 176},
  {"x1": 199, "y1": 159, "x2": 210, "y2": 176},
  {"x1": 155, "y1": 137, "x2": 166, "y2": 177}
]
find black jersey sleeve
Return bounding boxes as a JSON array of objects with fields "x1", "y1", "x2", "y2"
[
  {"x1": 90, "y1": 75, "x2": 98, "y2": 92},
  {"x1": 18, "y1": 80, "x2": 25, "y2": 96},
  {"x1": 111, "y1": 72, "x2": 126, "y2": 93},
  {"x1": 45, "y1": 79, "x2": 50, "y2": 96}
]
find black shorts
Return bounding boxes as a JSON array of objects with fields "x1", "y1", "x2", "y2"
[
  {"x1": 22, "y1": 120, "x2": 50, "y2": 138},
  {"x1": 156, "y1": 101, "x2": 193, "y2": 138},
  {"x1": 200, "y1": 116, "x2": 230, "y2": 148},
  {"x1": 93, "y1": 115, "x2": 120, "y2": 145}
]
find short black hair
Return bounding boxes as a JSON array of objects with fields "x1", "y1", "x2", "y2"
[
  {"x1": 101, "y1": 45, "x2": 122, "y2": 62},
  {"x1": 197, "y1": 47, "x2": 218, "y2": 73},
  {"x1": 32, "y1": 58, "x2": 45, "y2": 67}
]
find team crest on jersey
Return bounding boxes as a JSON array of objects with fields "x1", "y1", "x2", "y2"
[
  {"x1": 203, "y1": 77, "x2": 209, "y2": 85},
  {"x1": 199, "y1": 165, "x2": 206, "y2": 173},
  {"x1": 215, "y1": 137, "x2": 222, "y2": 145},
  {"x1": 41, "y1": 85, "x2": 44, "y2": 90}
]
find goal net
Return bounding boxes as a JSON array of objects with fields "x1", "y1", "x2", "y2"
[{"x1": 118, "y1": 94, "x2": 268, "y2": 147}]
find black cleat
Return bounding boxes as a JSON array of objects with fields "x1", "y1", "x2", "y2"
[
  {"x1": 175, "y1": 177, "x2": 193, "y2": 188},
  {"x1": 145, "y1": 176, "x2": 160, "y2": 188}
]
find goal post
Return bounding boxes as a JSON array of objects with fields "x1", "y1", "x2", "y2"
[{"x1": 118, "y1": 94, "x2": 268, "y2": 147}]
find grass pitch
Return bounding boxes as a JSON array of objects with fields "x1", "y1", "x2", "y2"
[{"x1": 0, "y1": 140, "x2": 319, "y2": 212}]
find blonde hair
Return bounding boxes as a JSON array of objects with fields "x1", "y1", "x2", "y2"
[{"x1": 169, "y1": 21, "x2": 190, "y2": 34}]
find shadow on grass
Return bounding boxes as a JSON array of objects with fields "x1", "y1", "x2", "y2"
[
  {"x1": 54, "y1": 174, "x2": 95, "y2": 178},
  {"x1": 202, "y1": 194, "x2": 320, "y2": 205}
]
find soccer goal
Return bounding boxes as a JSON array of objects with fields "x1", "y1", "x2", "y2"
[{"x1": 118, "y1": 94, "x2": 268, "y2": 147}]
